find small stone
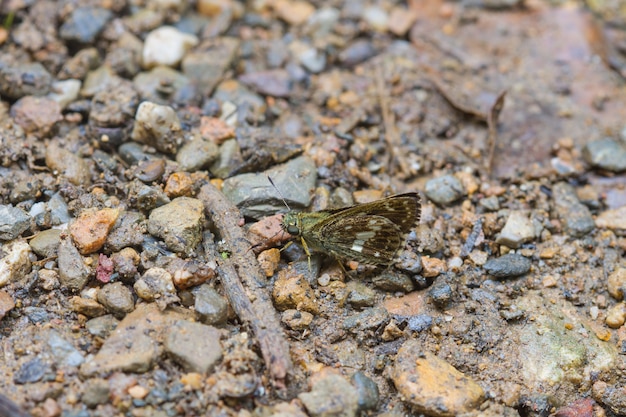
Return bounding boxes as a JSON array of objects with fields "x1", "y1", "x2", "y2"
[
  {"x1": 258, "y1": 248, "x2": 281, "y2": 277},
  {"x1": 142, "y1": 26, "x2": 199, "y2": 69},
  {"x1": 147, "y1": 197, "x2": 205, "y2": 255},
  {"x1": 274, "y1": 0, "x2": 315, "y2": 25},
  {"x1": 106, "y1": 211, "x2": 147, "y2": 252},
  {"x1": 479, "y1": 196, "x2": 500, "y2": 211},
  {"x1": 388, "y1": 6, "x2": 418, "y2": 37},
  {"x1": 539, "y1": 247, "x2": 558, "y2": 259},
  {"x1": 484, "y1": 253, "x2": 531, "y2": 279},
  {"x1": 421, "y1": 256, "x2": 446, "y2": 278},
  {"x1": 343, "y1": 307, "x2": 389, "y2": 333},
  {"x1": 85, "y1": 315, "x2": 119, "y2": 338},
  {"x1": 164, "y1": 172, "x2": 194, "y2": 198},
  {"x1": 97, "y1": 282, "x2": 135, "y2": 319},
  {"x1": 0, "y1": 240, "x2": 31, "y2": 287},
  {"x1": 351, "y1": 372, "x2": 379, "y2": 411},
  {"x1": 14, "y1": 357, "x2": 48, "y2": 384},
  {"x1": 45, "y1": 141, "x2": 91, "y2": 186},
  {"x1": 583, "y1": 138, "x2": 626, "y2": 172},
  {"x1": 57, "y1": 236, "x2": 90, "y2": 291},
  {"x1": 176, "y1": 138, "x2": 219, "y2": 172},
  {"x1": 128, "y1": 385, "x2": 149, "y2": 399},
  {"x1": 0, "y1": 290, "x2": 15, "y2": 320},
  {"x1": 607, "y1": 268, "x2": 626, "y2": 301},
  {"x1": 553, "y1": 182, "x2": 595, "y2": 237},
  {"x1": 71, "y1": 296, "x2": 106, "y2": 318},
  {"x1": 180, "y1": 372, "x2": 203, "y2": 390},
  {"x1": 468, "y1": 250, "x2": 488, "y2": 266},
  {"x1": 281, "y1": 309, "x2": 314, "y2": 330},
  {"x1": 0, "y1": 205, "x2": 31, "y2": 240},
  {"x1": 596, "y1": 206, "x2": 626, "y2": 232},
  {"x1": 391, "y1": 340, "x2": 484, "y2": 416},
  {"x1": 192, "y1": 284, "x2": 229, "y2": 325},
  {"x1": 299, "y1": 372, "x2": 359, "y2": 417},
  {"x1": 346, "y1": 281, "x2": 377, "y2": 309},
  {"x1": 239, "y1": 69, "x2": 292, "y2": 97},
  {"x1": 338, "y1": 40, "x2": 377, "y2": 67},
  {"x1": 82, "y1": 378, "x2": 110, "y2": 408},
  {"x1": 362, "y1": 6, "x2": 389, "y2": 32},
  {"x1": 11, "y1": 96, "x2": 62, "y2": 136},
  {"x1": 429, "y1": 282, "x2": 453, "y2": 309},
  {"x1": 134, "y1": 267, "x2": 180, "y2": 309},
  {"x1": 131, "y1": 101, "x2": 183, "y2": 154},
  {"x1": 29, "y1": 229, "x2": 62, "y2": 258},
  {"x1": 59, "y1": 7, "x2": 112, "y2": 44},
  {"x1": 371, "y1": 272, "x2": 415, "y2": 293},
  {"x1": 164, "y1": 320, "x2": 222, "y2": 373},
  {"x1": 424, "y1": 175, "x2": 466, "y2": 206},
  {"x1": 605, "y1": 303, "x2": 626, "y2": 329},
  {"x1": 48, "y1": 79, "x2": 81, "y2": 109},
  {"x1": 497, "y1": 211, "x2": 536, "y2": 249},
  {"x1": 272, "y1": 269, "x2": 319, "y2": 314},
  {"x1": 69, "y1": 208, "x2": 120, "y2": 255},
  {"x1": 39, "y1": 268, "x2": 60, "y2": 291}
]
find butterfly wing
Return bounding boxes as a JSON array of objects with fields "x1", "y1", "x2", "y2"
[{"x1": 315, "y1": 214, "x2": 404, "y2": 265}]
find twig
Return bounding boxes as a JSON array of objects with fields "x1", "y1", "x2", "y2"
[
  {"x1": 197, "y1": 183, "x2": 293, "y2": 390},
  {"x1": 486, "y1": 90, "x2": 507, "y2": 175}
]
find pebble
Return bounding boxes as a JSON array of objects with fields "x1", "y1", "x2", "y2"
[
  {"x1": 604, "y1": 303, "x2": 626, "y2": 329},
  {"x1": 239, "y1": 69, "x2": 292, "y2": 97},
  {"x1": 272, "y1": 269, "x2": 319, "y2": 314},
  {"x1": 391, "y1": 340, "x2": 484, "y2": 416},
  {"x1": 222, "y1": 155, "x2": 317, "y2": 219},
  {"x1": 552, "y1": 182, "x2": 595, "y2": 237},
  {"x1": 97, "y1": 282, "x2": 135, "y2": 319},
  {"x1": 296, "y1": 46, "x2": 326, "y2": 73},
  {"x1": 406, "y1": 314, "x2": 433, "y2": 332},
  {"x1": 142, "y1": 26, "x2": 199, "y2": 69},
  {"x1": 483, "y1": 253, "x2": 531, "y2": 279},
  {"x1": 0, "y1": 240, "x2": 31, "y2": 288},
  {"x1": 362, "y1": 6, "x2": 389, "y2": 32},
  {"x1": 82, "y1": 378, "x2": 110, "y2": 408},
  {"x1": 479, "y1": 196, "x2": 500, "y2": 211},
  {"x1": 582, "y1": 138, "x2": 626, "y2": 172},
  {"x1": 105, "y1": 211, "x2": 146, "y2": 252},
  {"x1": 11, "y1": 96, "x2": 62, "y2": 136},
  {"x1": 592, "y1": 381, "x2": 626, "y2": 415},
  {"x1": 258, "y1": 248, "x2": 281, "y2": 277},
  {"x1": 338, "y1": 40, "x2": 377, "y2": 67},
  {"x1": 346, "y1": 281, "x2": 377, "y2": 308},
  {"x1": 134, "y1": 267, "x2": 180, "y2": 309},
  {"x1": 192, "y1": 284, "x2": 229, "y2": 325},
  {"x1": 595, "y1": 206, "x2": 626, "y2": 231},
  {"x1": 496, "y1": 211, "x2": 536, "y2": 248},
  {"x1": 131, "y1": 101, "x2": 183, "y2": 154},
  {"x1": 421, "y1": 256, "x2": 447, "y2": 278},
  {"x1": 468, "y1": 250, "x2": 488, "y2": 266},
  {"x1": 14, "y1": 357, "x2": 48, "y2": 384},
  {"x1": 424, "y1": 175, "x2": 466, "y2": 206},
  {"x1": 29, "y1": 228, "x2": 61, "y2": 257},
  {"x1": 45, "y1": 141, "x2": 91, "y2": 186},
  {"x1": 57, "y1": 236, "x2": 91, "y2": 291},
  {"x1": 133, "y1": 66, "x2": 193, "y2": 105},
  {"x1": 128, "y1": 384, "x2": 149, "y2": 399},
  {"x1": 48, "y1": 79, "x2": 81, "y2": 109},
  {"x1": 58, "y1": 47, "x2": 100, "y2": 80},
  {"x1": 164, "y1": 172, "x2": 194, "y2": 198},
  {"x1": 70, "y1": 296, "x2": 107, "y2": 318},
  {"x1": 0, "y1": 205, "x2": 30, "y2": 240},
  {"x1": 0, "y1": 60, "x2": 52, "y2": 99},
  {"x1": 371, "y1": 272, "x2": 415, "y2": 293},
  {"x1": 607, "y1": 268, "x2": 626, "y2": 300},
  {"x1": 69, "y1": 208, "x2": 120, "y2": 255},
  {"x1": 274, "y1": 0, "x2": 315, "y2": 25},
  {"x1": 46, "y1": 329, "x2": 85, "y2": 367},
  {"x1": 351, "y1": 372, "x2": 379, "y2": 411},
  {"x1": 342, "y1": 307, "x2": 389, "y2": 333},
  {"x1": 59, "y1": 6, "x2": 112, "y2": 44},
  {"x1": 299, "y1": 372, "x2": 359, "y2": 417},
  {"x1": 305, "y1": 7, "x2": 340, "y2": 38},
  {"x1": 147, "y1": 197, "x2": 205, "y2": 255},
  {"x1": 88, "y1": 80, "x2": 139, "y2": 148},
  {"x1": 281, "y1": 309, "x2": 314, "y2": 330},
  {"x1": 164, "y1": 320, "x2": 222, "y2": 373},
  {"x1": 0, "y1": 290, "x2": 15, "y2": 320},
  {"x1": 429, "y1": 282, "x2": 453, "y2": 309},
  {"x1": 388, "y1": 6, "x2": 418, "y2": 37},
  {"x1": 85, "y1": 314, "x2": 119, "y2": 338},
  {"x1": 176, "y1": 137, "x2": 220, "y2": 172},
  {"x1": 181, "y1": 37, "x2": 240, "y2": 97}
]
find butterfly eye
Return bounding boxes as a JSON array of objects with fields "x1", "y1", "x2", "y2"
[{"x1": 287, "y1": 224, "x2": 300, "y2": 235}]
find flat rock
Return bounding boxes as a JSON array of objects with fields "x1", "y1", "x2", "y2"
[
  {"x1": 147, "y1": 197, "x2": 205, "y2": 255},
  {"x1": 0, "y1": 240, "x2": 32, "y2": 287},
  {"x1": 484, "y1": 253, "x2": 531, "y2": 279},
  {"x1": 69, "y1": 208, "x2": 120, "y2": 255},
  {"x1": 424, "y1": 175, "x2": 466, "y2": 206},
  {"x1": 299, "y1": 371, "x2": 359, "y2": 417},
  {"x1": 583, "y1": 138, "x2": 626, "y2": 172},
  {"x1": 496, "y1": 211, "x2": 536, "y2": 248},
  {"x1": 163, "y1": 320, "x2": 222, "y2": 373},
  {"x1": 391, "y1": 340, "x2": 484, "y2": 416},
  {"x1": 0, "y1": 205, "x2": 30, "y2": 240},
  {"x1": 595, "y1": 205, "x2": 626, "y2": 231},
  {"x1": 552, "y1": 182, "x2": 595, "y2": 237}
]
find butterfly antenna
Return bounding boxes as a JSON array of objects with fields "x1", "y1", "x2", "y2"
[{"x1": 268, "y1": 176, "x2": 291, "y2": 211}]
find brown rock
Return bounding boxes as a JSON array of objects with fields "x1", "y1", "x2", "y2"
[
  {"x1": 273, "y1": 0, "x2": 315, "y2": 25},
  {"x1": 421, "y1": 256, "x2": 447, "y2": 278},
  {"x1": 607, "y1": 268, "x2": 626, "y2": 301},
  {"x1": 391, "y1": 340, "x2": 485, "y2": 416},
  {"x1": 258, "y1": 248, "x2": 281, "y2": 277},
  {"x1": 164, "y1": 172, "x2": 194, "y2": 198},
  {"x1": 596, "y1": 206, "x2": 626, "y2": 231},
  {"x1": 70, "y1": 208, "x2": 120, "y2": 255},
  {"x1": 11, "y1": 96, "x2": 62, "y2": 136},
  {"x1": 0, "y1": 290, "x2": 15, "y2": 320},
  {"x1": 272, "y1": 268, "x2": 319, "y2": 314}
]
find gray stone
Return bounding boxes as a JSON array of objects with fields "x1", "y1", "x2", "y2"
[
  {"x1": 496, "y1": 211, "x2": 536, "y2": 248},
  {"x1": 164, "y1": 320, "x2": 222, "y2": 373},
  {"x1": 46, "y1": 329, "x2": 85, "y2": 367},
  {"x1": 351, "y1": 371, "x2": 379, "y2": 411},
  {"x1": 0, "y1": 205, "x2": 30, "y2": 240},
  {"x1": 371, "y1": 271, "x2": 415, "y2": 293},
  {"x1": 553, "y1": 182, "x2": 595, "y2": 237},
  {"x1": 57, "y1": 236, "x2": 90, "y2": 291},
  {"x1": 222, "y1": 155, "x2": 317, "y2": 219},
  {"x1": 176, "y1": 137, "x2": 219, "y2": 172},
  {"x1": 484, "y1": 253, "x2": 531, "y2": 278},
  {"x1": 342, "y1": 307, "x2": 389, "y2": 333},
  {"x1": 346, "y1": 281, "x2": 377, "y2": 308},
  {"x1": 147, "y1": 197, "x2": 204, "y2": 255},
  {"x1": 85, "y1": 315, "x2": 119, "y2": 338},
  {"x1": 299, "y1": 373, "x2": 359, "y2": 417},
  {"x1": 134, "y1": 267, "x2": 180, "y2": 309},
  {"x1": 583, "y1": 138, "x2": 626, "y2": 172},
  {"x1": 424, "y1": 175, "x2": 466, "y2": 205},
  {"x1": 182, "y1": 38, "x2": 240, "y2": 96},
  {"x1": 29, "y1": 229, "x2": 62, "y2": 258},
  {"x1": 82, "y1": 378, "x2": 110, "y2": 408},
  {"x1": 192, "y1": 284, "x2": 229, "y2": 325},
  {"x1": 59, "y1": 7, "x2": 112, "y2": 44},
  {"x1": 97, "y1": 282, "x2": 135, "y2": 319},
  {"x1": 105, "y1": 211, "x2": 146, "y2": 252}
]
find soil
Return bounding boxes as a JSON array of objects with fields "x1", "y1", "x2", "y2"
[{"x1": 1, "y1": 1, "x2": 626, "y2": 417}]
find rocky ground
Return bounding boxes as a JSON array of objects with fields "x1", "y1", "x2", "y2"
[{"x1": 1, "y1": 0, "x2": 626, "y2": 416}]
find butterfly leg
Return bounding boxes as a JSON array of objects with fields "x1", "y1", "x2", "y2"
[{"x1": 299, "y1": 237, "x2": 313, "y2": 271}]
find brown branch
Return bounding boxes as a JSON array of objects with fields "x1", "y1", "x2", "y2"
[{"x1": 197, "y1": 183, "x2": 293, "y2": 390}]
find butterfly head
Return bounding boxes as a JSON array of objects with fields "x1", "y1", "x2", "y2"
[{"x1": 281, "y1": 212, "x2": 301, "y2": 236}]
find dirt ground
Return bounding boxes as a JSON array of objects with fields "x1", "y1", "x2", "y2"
[{"x1": 1, "y1": 0, "x2": 626, "y2": 416}]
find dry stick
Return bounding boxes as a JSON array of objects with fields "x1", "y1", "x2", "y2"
[
  {"x1": 486, "y1": 90, "x2": 507, "y2": 175},
  {"x1": 197, "y1": 183, "x2": 293, "y2": 389}
]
